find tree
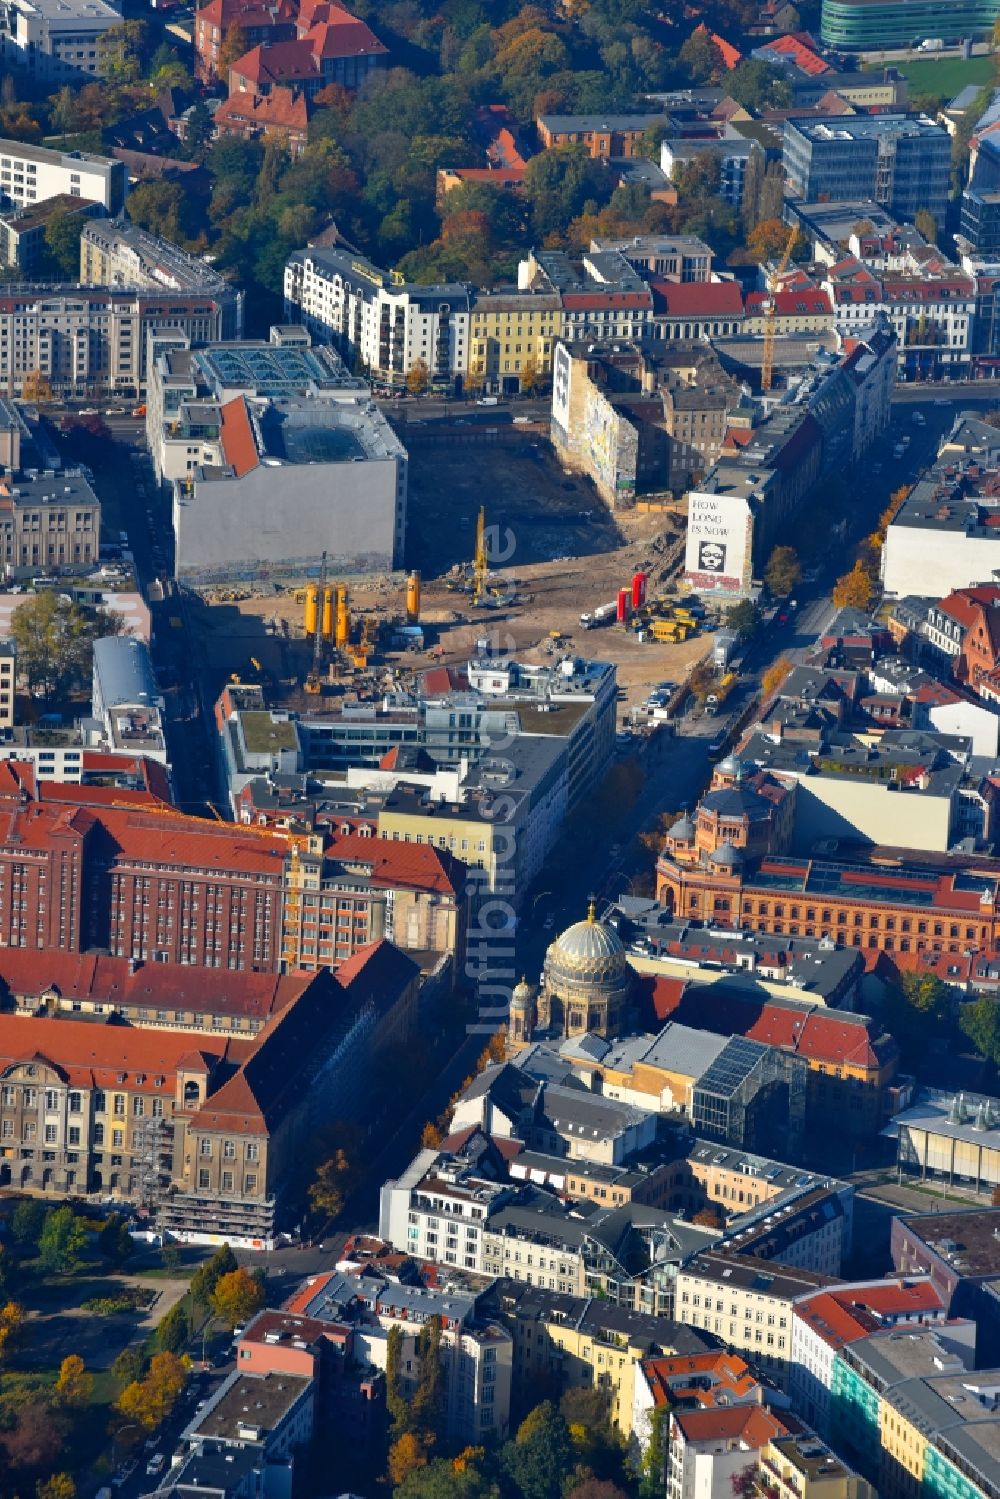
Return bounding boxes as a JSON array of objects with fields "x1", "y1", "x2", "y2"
[
  {"x1": 960, "y1": 995, "x2": 1000, "y2": 1065},
  {"x1": 832, "y1": 560, "x2": 875, "y2": 612},
  {"x1": 155, "y1": 1301, "x2": 189, "y2": 1355},
  {"x1": 679, "y1": 28, "x2": 723, "y2": 83},
  {"x1": 98, "y1": 1215, "x2": 133, "y2": 1265},
  {"x1": 390, "y1": 1432, "x2": 429, "y2": 1487},
  {"x1": 210, "y1": 1267, "x2": 265, "y2": 1329},
  {"x1": 639, "y1": 1406, "x2": 668, "y2": 1499},
  {"x1": 915, "y1": 209, "x2": 937, "y2": 244},
  {"x1": 407, "y1": 359, "x2": 430, "y2": 396},
  {"x1": 726, "y1": 58, "x2": 791, "y2": 110},
  {"x1": 189, "y1": 1243, "x2": 238, "y2": 1308},
  {"x1": 11, "y1": 1198, "x2": 44, "y2": 1248},
  {"x1": 412, "y1": 1315, "x2": 445, "y2": 1445},
  {"x1": 421, "y1": 1121, "x2": 443, "y2": 1149},
  {"x1": 764, "y1": 545, "x2": 801, "y2": 597},
  {"x1": 53, "y1": 1354, "x2": 93, "y2": 1408},
  {"x1": 21, "y1": 370, "x2": 53, "y2": 403},
  {"x1": 218, "y1": 22, "x2": 249, "y2": 72},
  {"x1": 97, "y1": 19, "x2": 149, "y2": 81},
  {"x1": 885, "y1": 972, "x2": 951, "y2": 1059},
  {"x1": 396, "y1": 1457, "x2": 497, "y2": 1499},
  {"x1": 502, "y1": 1402, "x2": 575, "y2": 1499},
  {"x1": 11, "y1": 592, "x2": 129, "y2": 702},
  {"x1": 565, "y1": 1485, "x2": 628, "y2": 1499},
  {"x1": 308, "y1": 1145, "x2": 355, "y2": 1217},
  {"x1": 112, "y1": 1347, "x2": 146, "y2": 1389},
  {"x1": 37, "y1": 1477, "x2": 76, "y2": 1499},
  {"x1": 115, "y1": 1351, "x2": 187, "y2": 1430},
  {"x1": 520, "y1": 357, "x2": 540, "y2": 394},
  {"x1": 37, "y1": 1208, "x2": 86, "y2": 1275},
  {"x1": 762, "y1": 656, "x2": 794, "y2": 697},
  {"x1": 2, "y1": 1402, "x2": 63, "y2": 1475},
  {"x1": 43, "y1": 209, "x2": 85, "y2": 279},
  {"x1": 0, "y1": 1299, "x2": 24, "y2": 1361},
  {"x1": 725, "y1": 599, "x2": 761, "y2": 637}
]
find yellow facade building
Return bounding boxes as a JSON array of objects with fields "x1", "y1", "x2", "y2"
[{"x1": 467, "y1": 290, "x2": 562, "y2": 393}]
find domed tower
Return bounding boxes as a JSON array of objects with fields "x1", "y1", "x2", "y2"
[
  {"x1": 508, "y1": 977, "x2": 537, "y2": 1048},
  {"x1": 664, "y1": 812, "x2": 697, "y2": 864},
  {"x1": 540, "y1": 901, "x2": 632, "y2": 1040}
]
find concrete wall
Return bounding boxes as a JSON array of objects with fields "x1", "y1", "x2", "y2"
[
  {"x1": 882, "y1": 523, "x2": 998, "y2": 599},
  {"x1": 791, "y1": 777, "x2": 952, "y2": 853},
  {"x1": 174, "y1": 457, "x2": 403, "y2": 583}
]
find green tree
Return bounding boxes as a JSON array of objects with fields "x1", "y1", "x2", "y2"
[
  {"x1": 11, "y1": 1198, "x2": 45, "y2": 1249},
  {"x1": 679, "y1": 29, "x2": 722, "y2": 83},
  {"x1": 43, "y1": 208, "x2": 86, "y2": 279},
  {"x1": 522, "y1": 143, "x2": 615, "y2": 241},
  {"x1": 960, "y1": 996, "x2": 1000, "y2": 1065},
  {"x1": 37, "y1": 1207, "x2": 86, "y2": 1275},
  {"x1": 885, "y1": 972, "x2": 951, "y2": 1059},
  {"x1": 725, "y1": 599, "x2": 761, "y2": 637},
  {"x1": 96, "y1": 19, "x2": 150, "y2": 81},
  {"x1": 111, "y1": 1347, "x2": 145, "y2": 1389},
  {"x1": 725, "y1": 58, "x2": 791, "y2": 110},
  {"x1": 396, "y1": 1457, "x2": 499, "y2": 1499},
  {"x1": 11, "y1": 592, "x2": 128, "y2": 701},
  {"x1": 189, "y1": 1243, "x2": 238, "y2": 1306},
  {"x1": 412, "y1": 1315, "x2": 445, "y2": 1445},
  {"x1": 182, "y1": 100, "x2": 214, "y2": 163},
  {"x1": 210, "y1": 1267, "x2": 265, "y2": 1329},
  {"x1": 501, "y1": 1401, "x2": 575, "y2": 1499},
  {"x1": 98, "y1": 1215, "x2": 133, "y2": 1265},
  {"x1": 154, "y1": 1301, "x2": 189, "y2": 1355},
  {"x1": 639, "y1": 1406, "x2": 668, "y2": 1499},
  {"x1": 217, "y1": 22, "x2": 249, "y2": 73},
  {"x1": 764, "y1": 545, "x2": 801, "y2": 597}
]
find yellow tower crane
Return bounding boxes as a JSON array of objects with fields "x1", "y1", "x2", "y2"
[
  {"x1": 472, "y1": 505, "x2": 488, "y2": 605},
  {"x1": 761, "y1": 226, "x2": 799, "y2": 395}
]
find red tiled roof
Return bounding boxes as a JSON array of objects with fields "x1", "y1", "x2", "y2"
[
  {"x1": 652, "y1": 280, "x2": 743, "y2": 316},
  {"x1": 745, "y1": 288, "x2": 832, "y2": 317},
  {"x1": 0, "y1": 1014, "x2": 228, "y2": 1093},
  {"x1": 673, "y1": 1404, "x2": 786, "y2": 1445},
  {"x1": 326, "y1": 832, "x2": 464, "y2": 897},
  {"x1": 216, "y1": 87, "x2": 310, "y2": 134},
  {"x1": 219, "y1": 396, "x2": 259, "y2": 477},
  {"x1": 0, "y1": 948, "x2": 312, "y2": 1020},
  {"x1": 230, "y1": 38, "x2": 318, "y2": 84},
  {"x1": 301, "y1": 8, "x2": 387, "y2": 58},
  {"x1": 643, "y1": 1351, "x2": 759, "y2": 1409},
  {"x1": 757, "y1": 33, "x2": 832, "y2": 76},
  {"x1": 796, "y1": 1281, "x2": 945, "y2": 1351}
]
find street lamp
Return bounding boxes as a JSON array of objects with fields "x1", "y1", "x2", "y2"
[{"x1": 111, "y1": 1421, "x2": 142, "y2": 1472}]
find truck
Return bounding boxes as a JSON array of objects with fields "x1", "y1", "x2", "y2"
[
  {"x1": 918, "y1": 36, "x2": 944, "y2": 48},
  {"x1": 712, "y1": 629, "x2": 740, "y2": 668},
  {"x1": 649, "y1": 618, "x2": 691, "y2": 643},
  {"x1": 579, "y1": 601, "x2": 617, "y2": 629}
]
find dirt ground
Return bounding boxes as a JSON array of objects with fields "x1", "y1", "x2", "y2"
[{"x1": 189, "y1": 436, "x2": 713, "y2": 717}]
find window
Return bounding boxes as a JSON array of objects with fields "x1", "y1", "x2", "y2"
[
  {"x1": 221, "y1": 1170, "x2": 234, "y2": 1192},
  {"x1": 223, "y1": 1140, "x2": 236, "y2": 1159},
  {"x1": 200, "y1": 1138, "x2": 212, "y2": 1157},
  {"x1": 198, "y1": 1168, "x2": 210, "y2": 1189},
  {"x1": 45, "y1": 1090, "x2": 58, "y2": 1111},
  {"x1": 133, "y1": 1097, "x2": 144, "y2": 1117},
  {"x1": 246, "y1": 1142, "x2": 258, "y2": 1162},
  {"x1": 44, "y1": 1125, "x2": 57, "y2": 1143},
  {"x1": 68, "y1": 1091, "x2": 81, "y2": 1113}
]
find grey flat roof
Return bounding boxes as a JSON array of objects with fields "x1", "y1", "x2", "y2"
[{"x1": 93, "y1": 636, "x2": 158, "y2": 710}]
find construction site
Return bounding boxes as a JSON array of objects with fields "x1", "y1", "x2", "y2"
[{"x1": 183, "y1": 433, "x2": 715, "y2": 719}]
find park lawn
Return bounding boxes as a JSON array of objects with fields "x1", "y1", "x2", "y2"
[{"x1": 880, "y1": 53, "x2": 995, "y2": 97}]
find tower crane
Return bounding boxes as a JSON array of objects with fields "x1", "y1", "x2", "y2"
[
  {"x1": 761, "y1": 225, "x2": 799, "y2": 395},
  {"x1": 304, "y1": 550, "x2": 327, "y2": 695}
]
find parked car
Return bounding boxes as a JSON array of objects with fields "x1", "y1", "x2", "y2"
[{"x1": 146, "y1": 1453, "x2": 166, "y2": 1477}]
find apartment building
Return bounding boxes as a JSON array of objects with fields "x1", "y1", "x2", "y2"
[
  {"x1": 466, "y1": 289, "x2": 562, "y2": 395},
  {"x1": 676, "y1": 1251, "x2": 839, "y2": 1389},
  {"x1": 182, "y1": 1367, "x2": 315, "y2": 1470},
  {"x1": 0, "y1": 286, "x2": 229, "y2": 398},
  {"x1": 80, "y1": 219, "x2": 243, "y2": 339},
  {"x1": 791, "y1": 1278, "x2": 948, "y2": 1436},
  {"x1": 0, "y1": 195, "x2": 101, "y2": 274},
  {"x1": 281, "y1": 830, "x2": 468, "y2": 974},
  {"x1": 759, "y1": 1431, "x2": 875, "y2": 1499},
  {"x1": 632, "y1": 1349, "x2": 766, "y2": 1458},
  {"x1": 0, "y1": 0, "x2": 123, "y2": 83},
  {"x1": 519, "y1": 248, "x2": 653, "y2": 343},
  {"x1": 0, "y1": 138, "x2": 125, "y2": 213},
  {"x1": 830, "y1": 1327, "x2": 998, "y2": 1499},
  {"x1": 0, "y1": 466, "x2": 99, "y2": 578},
  {"x1": 823, "y1": 255, "x2": 975, "y2": 382},
  {"x1": 284, "y1": 244, "x2": 471, "y2": 389},
  {"x1": 288, "y1": 1270, "x2": 514, "y2": 1446},
  {"x1": 668, "y1": 1405, "x2": 797, "y2": 1499}
]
